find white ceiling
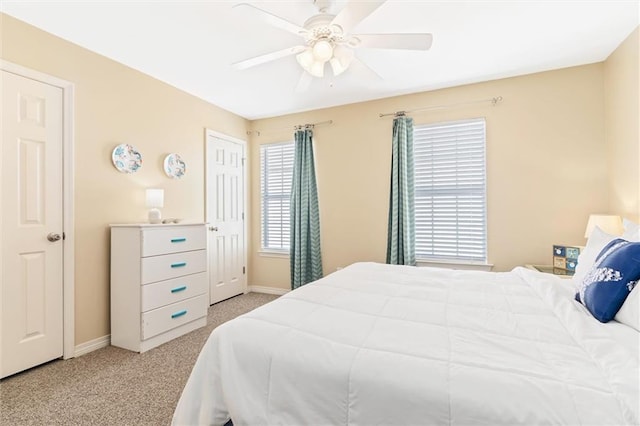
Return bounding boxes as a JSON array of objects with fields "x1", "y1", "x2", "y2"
[{"x1": 2, "y1": 1, "x2": 638, "y2": 120}]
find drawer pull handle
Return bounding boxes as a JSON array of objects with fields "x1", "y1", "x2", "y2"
[
  {"x1": 171, "y1": 262, "x2": 187, "y2": 268},
  {"x1": 171, "y1": 238, "x2": 186, "y2": 243},
  {"x1": 171, "y1": 285, "x2": 187, "y2": 293},
  {"x1": 171, "y1": 310, "x2": 187, "y2": 319}
]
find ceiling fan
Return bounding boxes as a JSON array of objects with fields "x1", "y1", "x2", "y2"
[{"x1": 232, "y1": 0, "x2": 433, "y2": 91}]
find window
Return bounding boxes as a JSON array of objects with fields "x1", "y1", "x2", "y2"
[
  {"x1": 414, "y1": 118, "x2": 487, "y2": 262},
  {"x1": 260, "y1": 141, "x2": 294, "y2": 251}
]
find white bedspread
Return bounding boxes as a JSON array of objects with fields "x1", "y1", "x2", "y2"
[{"x1": 172, "y1": 262, "x2": 639, "y2": 425}]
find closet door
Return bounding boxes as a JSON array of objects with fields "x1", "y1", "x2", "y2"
[
  {"x1": 206, "y1": 131, "x2": 247, "y2": 304},
  {"x1": 1, "y1": 70, "x2": 64, "y2": 378}
]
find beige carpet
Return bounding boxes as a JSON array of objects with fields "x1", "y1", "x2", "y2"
[{"x1": 0, "y1": 292, "x2": 279, "y2": 426}]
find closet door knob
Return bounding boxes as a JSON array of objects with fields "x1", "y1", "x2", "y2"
[{"x1": 47, "y1": 233, "x2": 62, "y2": 242}]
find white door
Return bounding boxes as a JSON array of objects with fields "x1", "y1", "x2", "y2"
[
  {"x1": 1, "y1": 70, "x2": 64, "y2": 378},
  {"x1": 206, "y1": 131, "x2": 246, "y2": 304}
]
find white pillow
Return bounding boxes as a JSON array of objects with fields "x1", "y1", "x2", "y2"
[
  {"x1": 615, "y1": 284, "x2": 639, "y2": 331},
  {"x1": 622, "y1": 218, "x2": 640, "y2": 241},
  {"x1": 623, "y1": 218, "x2": 638, "y2": 231},
  {"x1": 571, "y1": 226, "x2": 617, "y2": 291}
]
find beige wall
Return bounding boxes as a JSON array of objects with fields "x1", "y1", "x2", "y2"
[
  {"x1": 605, "y1": 26, "x2": 640, "y2": 222},
  {"x1": 1, "y1": 14, "x2": 249, "y2": 345},
  {"x1": 3, "y1": 13, "x2": 636, "y2": 343},
  {"x1": 249, "y1": 63, "x2": 610, "y2": 289}
]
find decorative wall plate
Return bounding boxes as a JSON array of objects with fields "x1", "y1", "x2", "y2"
[
  {"x1": 164, "y1": 153, "x2": 186, "y2": 179},
  {"x1": 111, "y1": 144, "x2": 142, "y2": 173}
]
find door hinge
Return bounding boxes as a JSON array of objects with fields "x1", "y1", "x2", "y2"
[
  {"x1": 242, "y1": 212, "x2": 244, "y2": 220},
  {"x1": 243, "y1": 266, "x2": 246, "y2": 274},
  {"x1": 62, "y1": 232, "x2": 66, "y2": 241}
]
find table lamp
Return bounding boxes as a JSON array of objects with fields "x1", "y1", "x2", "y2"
[
  {"x1": 584, "y1": 214, "x2": 622, "y2": 239},
  {"x1": 146, "y1": 188, "x2": 164, "y2": 224}
]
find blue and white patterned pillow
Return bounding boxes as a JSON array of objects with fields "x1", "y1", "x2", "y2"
[{"x1": 575, "y1": 238, "x2": 640, "y2": 322}]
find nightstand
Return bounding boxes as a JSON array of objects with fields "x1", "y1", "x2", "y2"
[{"x1": 524, "y1": 264, "x2": 574, "y2": 279}]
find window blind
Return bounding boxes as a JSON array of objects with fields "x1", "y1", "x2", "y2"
[
  {"x1": 260, "y1": 141, "x2": 294, "y2": 250},
  {"x1": 413, "y1": 118, "x2": 487, "y2": 262}
]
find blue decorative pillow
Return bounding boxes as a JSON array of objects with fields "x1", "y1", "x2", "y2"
[{"x1": 575, "y1": 239, "x2": 640, "y2": 322}]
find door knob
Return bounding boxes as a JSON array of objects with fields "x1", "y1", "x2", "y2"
[
  {"x1": 47, "y1": 233, "x2": 62, "y2": 242},
  {"x1": 209, "y1": 226, "x2": 218, "y2": 232}
]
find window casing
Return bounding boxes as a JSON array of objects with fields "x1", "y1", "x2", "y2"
[
  {"x1": 260, "y1": 141, "x2": 294, "y2": 251},
  {"x1": 414, "y1": 118, "x2": 487, "y2": 263}
]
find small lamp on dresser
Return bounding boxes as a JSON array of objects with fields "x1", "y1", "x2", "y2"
[{"x1": 146, "y1": 188, "x2": 164, "y2": 224}]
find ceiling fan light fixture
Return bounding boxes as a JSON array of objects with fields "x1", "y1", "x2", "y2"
[
  {"x1": 312, "y1": 39, "x2": 334, "y2": 62},
  {"x1": 329, "y1": 57, "x2": 347, "y2": 76},
  {"x1": 329, "y1": 45, "x2": 354, "y2": 76},
  {"x1": 296, "y1": 48, "x2": 315, "y2": 69},
  {"x1": 308, "y1": 60, "x2": 325, "y2": 78},
  {"x1": 297, "y1": 46, "x2": 325, "y2": 78}
]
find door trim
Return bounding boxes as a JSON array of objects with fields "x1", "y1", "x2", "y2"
[
  {"x1": 1, "y1": 60, "x2": 76, "y2": 360},
  {"x1": 204, "y1": 128, "x2": 248, "y2": 296}
]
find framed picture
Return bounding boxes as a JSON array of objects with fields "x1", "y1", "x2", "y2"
[{"x1": 552, "y1": 245, "x2": 581, "y2": 272}]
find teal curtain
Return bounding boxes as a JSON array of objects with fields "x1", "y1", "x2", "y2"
[
  {"x1": 290, "y1": 128, "x2": 323, "y2": 289},
  {"x1": 386, "y1": 116, "x2": 416, "y2": 265}
]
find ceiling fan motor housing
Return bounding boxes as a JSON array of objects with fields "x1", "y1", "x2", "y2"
[{"x1": 303, "y1": 13, "x2": 346, "y2": 46}]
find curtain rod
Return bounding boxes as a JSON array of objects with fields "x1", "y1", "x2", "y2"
[
  {"x1": 247, "y1": 119, "x2": 333, "y2": 136},
  {"x1": 294, "y1": 119, "x2": 333, "y2": 130},
  {"x1": 379, "y1": 96, "x2": 503, "y2": 118}
]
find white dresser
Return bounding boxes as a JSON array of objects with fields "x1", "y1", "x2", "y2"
[{"x1": 110, "y1": 223, "x2": 208, "y2": 353}]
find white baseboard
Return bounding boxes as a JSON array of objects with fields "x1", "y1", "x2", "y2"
[
  {"x1": 74, "y1": 334, "x2": 110, "y2": 357},
  {"x1": 248, "y1": 285, "x2": 289, "y2": 296}
]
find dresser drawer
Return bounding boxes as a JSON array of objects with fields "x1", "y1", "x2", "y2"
[
  {"x1": 142, "y1": 272, "x2": 207, "y2": 312},
  {"x1": 141, "y1": 226, "x2": 206, "y2": 257},
  {"x1": 141, "y1": 294, "x2": 208, "y2": 340},
  {"x1": 141, "y1": 249, "x2": 207, "y2": 284}
]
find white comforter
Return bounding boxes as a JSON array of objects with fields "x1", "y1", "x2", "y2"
[{"x1": 173, "y1": 262, "x2": 639, "y2": 426}]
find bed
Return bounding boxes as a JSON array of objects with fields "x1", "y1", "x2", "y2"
[{"x1": 172, "y1": 262, "x2": 639, "y2": 425}]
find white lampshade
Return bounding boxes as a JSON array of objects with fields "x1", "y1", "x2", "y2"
[
  {"x1": 584, "y1": 214, "x2": 622, "y2": 238},
  {"x1": 312, "y1": 39, "x2": 333, "y2": 62},
  {"x1": 308, "y1": 60, "x2": 325, "y2": 78},
  {"x1": 146, "y1": 189, "x2": 164, "y2": 208},
  {"x1": 297, "y1": 41, "x2": 354, "y2": 78},
  {"x1": 296, "y1": 48, "x2": 325, "y2": 78},
  {"x1": 146, "y1": 188, "x2": 164, "y2": 224},
  {"x1": 329, "y1": 45, "x2": 354, "y2": 76},
  {"x1": 296, "y1": 48, "x2": 314, "y2": 69}
]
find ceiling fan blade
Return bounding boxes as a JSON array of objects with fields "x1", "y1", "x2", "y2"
[
  {"x1": 348, "y1": 56, "x2": 382, "y2": 81},
  {"x1": 330, "y1": 0, "x2": 386, "y2": 35},
  {"x1": 232, "y1": 45, "x2": 306, "y2": 70},
  {"x1": 233, "y1": 3, "x2": 306, "y2": 37},
  {"x1": 295, "y1": 71, "x2": 313, "y2": 93},
  {"x1": 353, "y1": 33, "x2": 433, "y2": 50}
]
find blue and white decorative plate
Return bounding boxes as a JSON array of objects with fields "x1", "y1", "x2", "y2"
[
  {"x1": 111, "y1": 143, "x2": 142, "y2": 173},
  {"x1": 164, "y1": 153, "x2": 186, "y2": 179}
]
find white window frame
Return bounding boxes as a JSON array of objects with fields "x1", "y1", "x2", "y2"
[
  {"x1": 413, "y1": 117, "x2": 489, "y2": 268},
  {"x1": 260, "y1": 141, "x2": 294, "y2": 254}
]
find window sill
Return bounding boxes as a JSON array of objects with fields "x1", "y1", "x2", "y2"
[
  {"x1": 258, "y1": 250, "x2": 289, "y2": 259},
  {"x1": 416, "y1": 259, "x2": 493, "y2": 272}
]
